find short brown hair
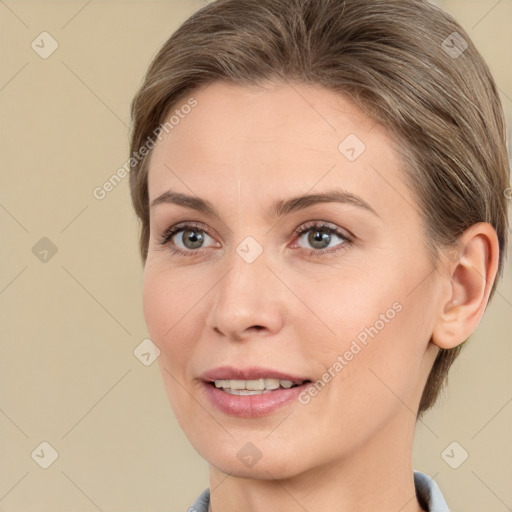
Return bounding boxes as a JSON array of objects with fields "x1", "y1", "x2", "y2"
[{"x1": 128, "y1": 0, "x2": 510, "y2": 417}]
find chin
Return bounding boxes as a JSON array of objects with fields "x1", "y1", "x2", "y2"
[{"x1": 197, "y1": 440, "x2": 310, "y2": 480}]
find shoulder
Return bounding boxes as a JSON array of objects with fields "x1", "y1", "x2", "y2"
[
  {"x1": 187, "y1": 488, "x2": 210, "y2": 512},
  {"x1": 414, "y1": 470, "x2": 450, "y2": 512}
]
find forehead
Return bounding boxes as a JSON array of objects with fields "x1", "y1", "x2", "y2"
[{"x1": 146, "y1": 81, "x2": 415, "y2": 222}]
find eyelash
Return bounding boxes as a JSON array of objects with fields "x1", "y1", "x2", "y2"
[{"x1": 158, "y1": 221, "x2": 354, "y2": 258}]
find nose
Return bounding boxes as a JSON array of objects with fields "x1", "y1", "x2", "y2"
[{"x1": 205, "y1": 244, "x2": 286, "y2": 342}]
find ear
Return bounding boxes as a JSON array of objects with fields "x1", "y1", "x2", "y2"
[{"x1": 431, "y1": 222, "x2": 500, "y2": 349}]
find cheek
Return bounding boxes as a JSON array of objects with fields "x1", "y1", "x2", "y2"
[
  {"x1": 142, "y1": 263, "x2": 200, "y2": 423},
  {"x1": 324, "y1": 294, "x2": 429, "y2": 429},
  {"x1": 142, "y1": 261, "x2": 210, "y2": 377},
  {"x1": 142, "y1": 263, "x2": 191, "y2": 358},
  {"x1": 300, "y1": 261, "x2": 429, "y2": 409},
  {"x1": 142, "y1": 267, "x2": 169, "y2": 344}
]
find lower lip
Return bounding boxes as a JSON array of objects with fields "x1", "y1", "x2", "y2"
[{"x1": 201, "y1": 381, "x2": 311, "y2": 418}]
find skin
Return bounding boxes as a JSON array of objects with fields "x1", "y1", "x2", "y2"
[{"x1": 142, "y1": 81, "x2": 499, "y2": 512}]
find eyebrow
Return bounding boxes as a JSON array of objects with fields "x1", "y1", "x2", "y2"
[{"x1": 150, "y1": 189, "x2": 380, "y2": 219}]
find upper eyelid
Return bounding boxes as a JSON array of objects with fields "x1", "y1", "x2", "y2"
[
  {"x1": 161, "y1": 220, "x2": 352, "y2": 247},
  {"x1": 163, "y1": 220, "x2": 345, "y2": 236},
  {"x1": 295, "y1": 220, "x2": 352, "y2": 237}
]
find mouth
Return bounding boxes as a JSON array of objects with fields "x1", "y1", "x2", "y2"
[
  {"x1": 199, "y1": 366, "x2": 314, "y2": 417},
  {"x1": 208, "y1": 378, "x2": 312, "y2": 395}
]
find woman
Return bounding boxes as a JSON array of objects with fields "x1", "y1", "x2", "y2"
[{"x1": 128, "y1": 0, "x2": 510, "y2": 510}]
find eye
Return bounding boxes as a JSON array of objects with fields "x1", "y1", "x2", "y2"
[
  {"x1": 158, "y1": 220, "x2": 353, "y2": 258},
  {"x1": 291, "y1": 221, "x2": 353, "y2": 256},
  {"x1": 159, "y1": 222, "x2": 218, "y2": 257}
]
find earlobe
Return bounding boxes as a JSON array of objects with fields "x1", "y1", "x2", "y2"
[{"x1": 431, "y1": 222, "x2": 500, "y2": 350}]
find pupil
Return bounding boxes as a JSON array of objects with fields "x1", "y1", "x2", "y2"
[
  {"x1": 309, "y1": 229, "x2": 330, "y2": 249},
  {"x1": 184, "y1": 229, "x2": 204, "y2": 249}
]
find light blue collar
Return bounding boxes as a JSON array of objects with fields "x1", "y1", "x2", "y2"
[{"x1": 188, "y1": 470, "x2": 450, "y2": 511}]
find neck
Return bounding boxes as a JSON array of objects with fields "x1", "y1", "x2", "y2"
[{"x1": 207, "y1": 408, "x2": 426, "y2": 512}]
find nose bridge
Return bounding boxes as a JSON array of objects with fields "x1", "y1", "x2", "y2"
[{"x1": 206, "y1": 237, "x2": 284, "y2": 339}]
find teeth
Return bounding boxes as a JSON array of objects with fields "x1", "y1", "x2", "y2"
[
  {"x1": 214, "y1": 378, "x2": 301, "y2": 392},
  {"x1": 222, "y1": 388, "x2": 273, "y2": 395}
]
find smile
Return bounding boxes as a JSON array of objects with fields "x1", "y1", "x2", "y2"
[{"x1": 213, "y1": 378, "x2": 309, "y2": 395}]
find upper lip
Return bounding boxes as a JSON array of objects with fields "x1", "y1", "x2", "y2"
[{"x1": 200, "y1": 366, "x2": 311, "y2": 383}]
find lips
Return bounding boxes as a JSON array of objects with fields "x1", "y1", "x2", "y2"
[
  {"x1": 199, "y1": 365, "x2": 311, "y2": 383},
  {"x1": 198, "y1": 366, "x2": 313, "y2": 417}
]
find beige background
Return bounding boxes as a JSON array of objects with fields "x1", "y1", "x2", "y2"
[{"x1": 0, "y1": 0, "x2": 511, "y2": 510}]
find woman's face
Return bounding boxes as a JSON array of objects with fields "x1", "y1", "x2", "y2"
[{"x1": 143, "y1": 81, "x2": 442, "y2": 477}]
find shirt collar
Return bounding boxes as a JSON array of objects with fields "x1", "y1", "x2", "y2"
[
  {"x1": 414, "y1": 470, "x2": 450, "y2": 512},
  {"x1": 188, "y1": 471, "x2": 450, "y2": 512}
]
